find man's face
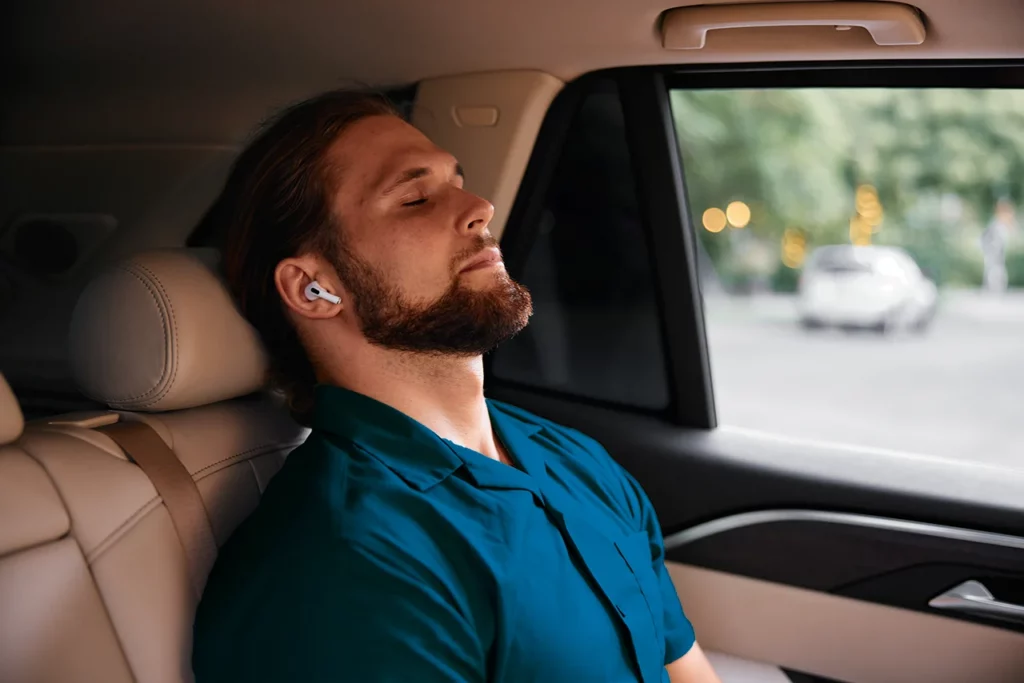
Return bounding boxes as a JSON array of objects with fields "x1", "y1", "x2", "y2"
[{"x1": 323, "y1": 114, "x2": 532, "y2": 355}]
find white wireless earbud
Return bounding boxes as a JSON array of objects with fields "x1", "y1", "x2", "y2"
[{"x1": 304, "y1": 280, "x2": 341, "y2": 305}]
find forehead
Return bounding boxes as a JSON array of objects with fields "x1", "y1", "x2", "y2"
[{"x1": 326, "y1": 115, "x2": 448, "y2": 193}]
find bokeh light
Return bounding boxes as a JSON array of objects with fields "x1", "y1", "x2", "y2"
[
  {"x1": 849, "y1": 215, "x2": 872, "y2": 245},
  {"x1": 781, "y1": 228, "x2": 807, "y2": 268},
  {"x1": 703, "y1": 207, "x2": 727, "y2": 233},
  {"x1": 855, "y1": 184, "x2": 884, "y2": 229},
  {"x1": 726, "y1": 201, "x2": 751, "y2": 228}
]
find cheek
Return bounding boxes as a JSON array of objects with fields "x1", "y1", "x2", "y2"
[{"x1": 366, "y1": 220, "x2": 457, "y2": 300}]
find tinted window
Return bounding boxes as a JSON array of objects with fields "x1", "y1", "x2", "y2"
[{"x1": 492, "y1": 81, "x2": 669, "y2": 409}]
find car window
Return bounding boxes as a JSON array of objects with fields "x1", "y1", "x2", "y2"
[
  {"x1": 491, "y1": 79, "x2": 670, "y2": 410},
  {"x1": 671, "y1": 87, "x2": 1024, "y2": 467}
]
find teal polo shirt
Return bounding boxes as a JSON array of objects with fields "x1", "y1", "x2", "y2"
[{"x1": 193, "y1": 385, "x2": 695, "y2": 683}]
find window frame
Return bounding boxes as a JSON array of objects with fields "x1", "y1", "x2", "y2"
[
  {"x1": 490, "y1": 70, "x2": 716, "y2": 428},
  {"x1": 492, "y1": 60, "x2": 1024, "y2": 432},
  {"x1": 665, "y1": 59, "x2": 1024, "y2": 91}
]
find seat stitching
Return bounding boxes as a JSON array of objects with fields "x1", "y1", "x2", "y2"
[
  {"x1": 17, "y1": 438, "x2": 139, "y2": 682},
  {"x1": 107, "y1": 265, "x2": 172, "y2": 404},
  {"x1": 31, "y1": 425, "x2": 127, "y2": 460},
  {"x1": 86, "y1": 498, "x2": 163, "y2": 564},
  {"x1": 16, "y1": 440, "x2": 76, "y2": 538},
  {"x1": 191, "y1": 439, "x2": 304, "y2": 479},
  {"x1": 131, "y1": 262, "x2": 179, "y2": 408},
  {"x1": 0, "y1": 442, "x2": 72, "y2": 555},
  {"x1": 80, "y1": 540, "x2": 142, "y2": 683},
  {"x1": 75, "y1": 439, "x2": 300, "y2": 558},
  {"x1": 19, "y1": 431, "x2": 162, "y2": 563}
]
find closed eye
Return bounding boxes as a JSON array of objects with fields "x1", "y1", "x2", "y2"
[{"x1": 403, "y1": 197, "x2": 427, "y2": 207}]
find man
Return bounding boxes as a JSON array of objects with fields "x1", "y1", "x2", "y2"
[{"x1": 193, "y1": 89, "x2": 720, "y2": 683}]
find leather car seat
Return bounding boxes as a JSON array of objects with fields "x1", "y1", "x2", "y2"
[{"x1": 0, "y1": 249, "x2": 306, "y2": 683}]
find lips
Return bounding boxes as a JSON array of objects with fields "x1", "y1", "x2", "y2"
[{"x1": 460, "y1": 247, "x2": 503, "y2": 272}]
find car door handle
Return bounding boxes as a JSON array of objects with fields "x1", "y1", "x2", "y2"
[{"x1": 929, "y1": 580, "x2": 1024, "y2": 624}]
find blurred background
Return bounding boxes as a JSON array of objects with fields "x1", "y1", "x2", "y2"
[{"x1": 672, "y1": 88, "x2": 1024, "y2": 468}]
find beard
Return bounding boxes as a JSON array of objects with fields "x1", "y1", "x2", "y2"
[{"x1": 331, "y1": 235, "x2": 532, "y2": 355}]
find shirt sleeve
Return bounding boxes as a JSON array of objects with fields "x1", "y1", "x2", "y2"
[
  {"x1": 283, "y1": 535, "x2": 490, "y2": 683},
  {"x1": 622, "y1": 467, "x2": 697, "y2": 664},
  {"x1": 655, "y1": 544, "x2": 697, "y2": 664}
]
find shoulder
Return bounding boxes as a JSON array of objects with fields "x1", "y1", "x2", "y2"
[
  {"x1": 196, "y1": 516, "x2": 492, "y2": 682},
  {"x1": 293, "y1": 432, "x2": 487, "y2": 566},
  {"x1": 200, "y1": 433, "x2": 494, "y2": 623},
  {"x1": 197, "y1": 432, "x2": 498, "y2": 680},
  {"x1": 232, "y1": 430, "x2": 486, "y2": 580}
]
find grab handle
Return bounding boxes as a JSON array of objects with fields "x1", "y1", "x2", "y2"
[{"x1": 662, "y1": 2, "x2": 926, "y2": 50}]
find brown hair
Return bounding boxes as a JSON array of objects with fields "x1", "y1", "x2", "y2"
[{"x1": 203, "y1": 89, "x2": 400, "y2": 421}]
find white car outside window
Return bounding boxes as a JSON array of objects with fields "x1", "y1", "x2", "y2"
[{"x1": 798, "y1": 245, "x2": 938, "y2": 333}]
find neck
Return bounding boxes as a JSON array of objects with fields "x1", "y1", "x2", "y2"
[{"x1": 319, "y1": 342, "x2": 503, "y2": 460}]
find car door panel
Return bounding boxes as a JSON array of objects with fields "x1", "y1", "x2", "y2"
[
  {"x1": 672, "y1": 563, "x2": 1024, "y2": 683},
  {"x1": 494, "y1": 387, "x2": 1024, "y2": 630},
  {"x1": 490, "y1": 64, "x2": 1024, "y2": 682}
]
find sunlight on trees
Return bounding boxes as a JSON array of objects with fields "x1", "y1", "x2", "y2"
[{"x1": 671, "y1": 88, "x2": 1024, "y2": 291}]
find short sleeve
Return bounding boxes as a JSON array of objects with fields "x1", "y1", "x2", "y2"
[
  {"x1": 622, "y1": 469, "x2": 697, "y2": 664},
  {"x1": 270, "y1": 537, "x2": 489, "y2": 682},
  {"x1": 656, "y1": 549, "x2": 697, "y2": 663}
]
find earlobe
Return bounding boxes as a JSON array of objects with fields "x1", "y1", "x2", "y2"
[{"x1": 275, "y1": 258, "x2": 343, "y2": 320}]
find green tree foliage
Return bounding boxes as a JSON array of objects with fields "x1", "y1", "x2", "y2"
[{"x1": 671, "y1": 88, "x2": 1024, "y2": 289}]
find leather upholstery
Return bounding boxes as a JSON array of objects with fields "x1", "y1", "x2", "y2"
[
  {"x1": 0, "y1": 445, "x2": 70, "y2": 557},
  {"x1": 0, "y1": 391, "x2": 306, "y2": 683},
  {"x1": 0, "y1": 538, "x2": 136, "y2": 683},
  {"x1": 0, "y1": 373, "x2": 24, "y2": 445},
  {"x1": 1, "y1": 248, "x2": 306, "y2": 683},
  {"x1": 68, "y1": 249, "x2": 268, "y2": 412},
  {"x1": 0, "y1": 371, "x2": 133, "y2": 683}
]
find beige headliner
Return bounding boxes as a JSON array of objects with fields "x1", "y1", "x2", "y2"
[{"x1": 7, "y1": 0, "x2": 1024, "y2": 144}]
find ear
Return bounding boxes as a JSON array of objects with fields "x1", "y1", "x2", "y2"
[{"x1": 275, "y1": 255, "x2": 343, "y2": 320}]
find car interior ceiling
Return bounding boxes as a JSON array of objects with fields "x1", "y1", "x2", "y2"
[{"x1": 6, "y1": 1, "x2": 1024, "y2": 682}]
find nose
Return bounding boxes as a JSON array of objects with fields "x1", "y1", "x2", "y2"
[{"x1": 458, "y1": 190, "x2": 494, "y2": 236}]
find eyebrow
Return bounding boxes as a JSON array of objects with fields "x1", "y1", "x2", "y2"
[{"x1": 380, "y1": 161, "x2": 465, "y2": 196}]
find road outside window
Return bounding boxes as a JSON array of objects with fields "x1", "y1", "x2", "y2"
[{"x1": 672, "y1": 88, "x2": 1024, "y2": 467}]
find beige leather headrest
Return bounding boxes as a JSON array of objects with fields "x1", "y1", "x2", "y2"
[
  {"x1": 0, "y1": 373, "x2": 24, "y2": 444},
  {"x1": 69, "y1": 249, "x2": 268, "y2": 412}
]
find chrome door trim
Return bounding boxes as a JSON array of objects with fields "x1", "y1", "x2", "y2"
[
  {"x1": 663, "y1": 509, "x2": 1024, "y2": 551},
  {"x1": 929, "y1": 580, "x2": 1024, "y2": 624}
]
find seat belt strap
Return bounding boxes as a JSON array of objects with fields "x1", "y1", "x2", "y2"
[{"x1": 99, "y1": 420, "x2": 217, "y2": 599}]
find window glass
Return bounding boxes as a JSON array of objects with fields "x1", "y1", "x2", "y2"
[
  {"x1": 492, "y1": 81, "x2": 669, "y2": 409},
  {"x1": 672, "y1": 88, "x2": 1024, "y2": 466}
]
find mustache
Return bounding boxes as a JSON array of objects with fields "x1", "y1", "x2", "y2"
[{"x1": 451, "y1": 234, "x2": 501, "y2": 272}]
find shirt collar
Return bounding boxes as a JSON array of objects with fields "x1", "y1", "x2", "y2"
[
  {"x1": 311, "y1": 384, "x2": 462, "y2": 491},
  {"x1": 435, "y1": 400, "x2": 547, "y2": 496},
  {"x1": 488, "y1": 400, "x2": 546, "y2": 478},
  {"x1": 312, "y1": 385, "x2": 551, "y2": 493}
]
